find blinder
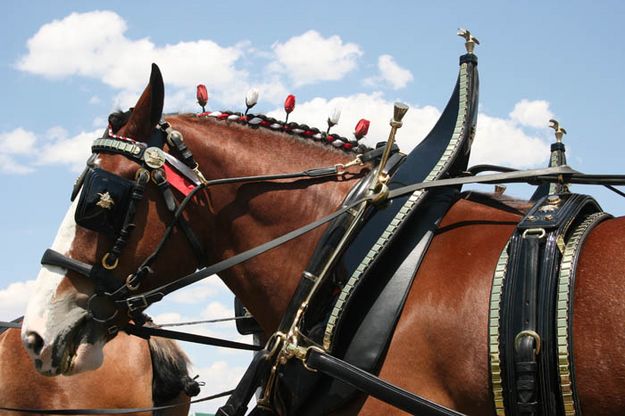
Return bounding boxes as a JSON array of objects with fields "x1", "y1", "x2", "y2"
[
  {"x1": 75, "y1": 168, "x2": 135, "y2": 236},
  {"x1": 71, "y1": 154, "x2": 97, "y2": 201}
]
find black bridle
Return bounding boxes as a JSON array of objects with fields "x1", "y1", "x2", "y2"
[
  {"x1": 41, "y1": 122, "x2": 625, "y2": 335},
  {"x1": 60, "y1": 122, "x2": 210, "y2": 332},
  {"x1": 42, "y1": 120, "x2": 383, "y2": 334}
]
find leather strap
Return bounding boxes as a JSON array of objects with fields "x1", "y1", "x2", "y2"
[
  {"x1": 0, "y1": 390, "x2": 233, "y2": 415},
  {"x1": 305, "y1": 349, "x2": 463, "y2": 416},
  {"x1": 122, "y1": 165, "x2": 579, "y2": 310},
  {"x1": 216, "y1": 350, "x2": 275, "y2": 416},
  {"x1": 124, "y1": 324, "x2": 260, "y2": 351},
  {"x1": 499, "y1": 194, "x2": 602, "y2": 415}
]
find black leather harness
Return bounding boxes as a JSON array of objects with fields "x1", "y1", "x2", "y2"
[{"x1": 493, "y1": 193, "x2": 607, "y2": 416}]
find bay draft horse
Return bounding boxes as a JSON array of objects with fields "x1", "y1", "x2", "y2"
[
  {"x1": 0, "y1": 320, "x2": 198, "y2": 415},
  {"x1": 18, "y1": 65, "x2": 625, "y2": 415}
]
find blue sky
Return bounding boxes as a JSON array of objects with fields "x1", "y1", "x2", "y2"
[{"x1": 1, "y1": 2, "x2": 624, "y2": 413}]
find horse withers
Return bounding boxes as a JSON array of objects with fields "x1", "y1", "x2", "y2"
[{"x1": 19, "y1": 62, "x2": 625, "y2": 415}]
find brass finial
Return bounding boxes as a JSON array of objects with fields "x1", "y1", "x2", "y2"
[
  {"x1": 457, "y1": 28, "x2": 480, "y2": 54},
  {"x1": 549, "y1": 119, "x2": 567, "y2": 143},
  {"x1": 373, "y1": 102, "x2": 409, "y2": 198}
]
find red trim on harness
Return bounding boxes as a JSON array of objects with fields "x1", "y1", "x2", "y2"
[{"x1": 163, "y1": 164, "x2": 195, "y2": 196}]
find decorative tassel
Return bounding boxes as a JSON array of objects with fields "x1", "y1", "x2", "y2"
[
  {"x1": 245, "y1": 88, "x2": 259, "y2": 115},
  {"x1": 284, "y1": 94, "x2": 296, "y2": 123},
  {"x1": 354, "y1": 118, "x2": 370, "y2": 140},
  {"x1": 196, "y1": 84, "x2": 208, "y2": 113},
  {"x1": 326, "y1": 107, "x2": 341, "y2": 134}
]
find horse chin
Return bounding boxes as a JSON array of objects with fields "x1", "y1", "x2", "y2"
[
  {"x1": 63, "y1": 340, "x2": 106, "y2": 375},
  {"x1": 33, "y1": 319, "x2": 107, "y2": 377}
]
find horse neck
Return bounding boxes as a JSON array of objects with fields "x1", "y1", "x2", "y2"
[{"x1": 168, "y1": 115, "x2": 361, "y2": 331}]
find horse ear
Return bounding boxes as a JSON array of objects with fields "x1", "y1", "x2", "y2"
[{"x1": 120, "y1": 63, "x2": 165, "y2": 141}]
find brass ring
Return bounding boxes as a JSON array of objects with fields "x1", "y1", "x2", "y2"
[
  {"x1": 101, "y1": 253, "x2": 119, "y2": 270},
  {"x1": 264, "y1": 332, "x2": 286, "y2": 357},
  {"x1": 515, "y1": 330, "x2": 541, "y2": 355},
  {"x1": 522, "y1": 228, "x2": 546, "y2": 239},
  {"x1": 125, "y1": 274, "x2": 141, "y2": 291},
  {"x1": 370, "y1": 183, "x2": 389, "y2": 204}
]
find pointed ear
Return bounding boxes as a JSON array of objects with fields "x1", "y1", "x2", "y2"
[{"x1": 119, "y1": 63, "x2": 164, "y2": 141}]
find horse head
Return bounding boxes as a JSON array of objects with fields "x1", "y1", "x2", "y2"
[{"x1": 21, "y1": 64, "x2": 208, "y2": 376}]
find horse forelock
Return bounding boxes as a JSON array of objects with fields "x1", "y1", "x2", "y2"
[{"x1": 108, "y1": 109, "x2": 132, "y2": 133}]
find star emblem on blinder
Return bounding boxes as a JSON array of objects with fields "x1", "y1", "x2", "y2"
[{"x1": 96, "y1": 192, "x2": 115, "y2": 210}]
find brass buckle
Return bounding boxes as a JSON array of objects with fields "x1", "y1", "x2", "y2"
[
  {"x1": 126, "y1": 296, "x2": 149, "y2": 312},
  {"x1": 515, "y1": 330, "x2": 541, "y2": 355}
]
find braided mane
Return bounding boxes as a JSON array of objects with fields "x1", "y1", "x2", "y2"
[{"x1": 108, "y1": 108, "x2": 374, "y2": 155}]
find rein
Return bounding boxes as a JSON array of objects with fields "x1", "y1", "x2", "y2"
[
  {"x1": 0, "y1": 389, "x2": 234, "y2": 415},
  {"x1": 44, "y1": 161, "x2": 625, "y2": 328}
]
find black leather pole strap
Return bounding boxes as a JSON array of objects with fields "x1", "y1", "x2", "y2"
[
  {"x1": 305, "y1": 349, "x2": 463, "y2": 416},
  {"x1": 124, "y1": 324, "x2": 261, "y2": 351}
]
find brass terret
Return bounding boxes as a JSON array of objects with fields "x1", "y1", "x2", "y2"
[
  {"x1": 457, "y1": 28, "x2": 480, "y2": 54},
  {"x1": 376, "y1": 102, "x2": 409, "y2": 185},
  {"x1": 549, "y1": 119, "x2": 567, "y2": 143}
]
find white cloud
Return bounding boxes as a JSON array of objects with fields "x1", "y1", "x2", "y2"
[
  {"x1": 151, "y1": 312, "x2": 184, "y2": 325},
  {"x1": 267, "y1": 94, "x2": 551, "y2": 168},
  {"x1": 0, "y1": 126, "x2": 99, "y2": 174},
  {"x1": 0, "y1": 280, "x2": 36, "y2": 318},
  {"x1": 169, "y1": 279, "x2": 228, "y2": 304},
  {"x1": 17, "y1": 11, "x2": 127, "y2": 79},
  {"x1": 0, "y1": 154, "x2": 34, "y2": 175},
  {"x1": 17, "y1": 10, "x2": 248, "y2": 101},
  {"x1": 471, "y1": 114, "x2": 550, "y2": 168},
  {"x1": 191, "y1": 361, "x2": 248, "y2": 414},
  {"x1": 0, "y1": 128, "x2": 37, "y2": 155},
  {"x1": 509, "y1": 99, "x2": 554, "y2": 128},
  {"x1": 271, "y1": 30, "x2": 362, "y2": 87},
  {"x1": 34, "y1": 128, "x2": 99, "y2": 172},
  {"x1": 0, "y1": 128, "x2": 38, "y2": 174},
  {"x1": 365, "y1": 55, "x2": 413, "y2": 90},
  {"x1": 267, "y1": 92, "x2": 440, "y2": 152}
]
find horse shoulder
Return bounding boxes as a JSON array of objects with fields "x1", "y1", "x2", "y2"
[
  {"x1": 359, "y1": 198, "x2": 520, "y2": 415},
  {"x1": 573, "y1": 216, "x2": 625, "y2": 414}
]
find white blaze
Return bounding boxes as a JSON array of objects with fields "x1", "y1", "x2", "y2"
[{"x1": 22, "y1": 195, "x2": 79, "y2": 348}]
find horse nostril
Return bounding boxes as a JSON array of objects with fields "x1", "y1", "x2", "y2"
[{"x1": 24, "y1": 331, "x2": 45, "y2": 355}]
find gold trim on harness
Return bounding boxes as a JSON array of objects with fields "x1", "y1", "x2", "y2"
[
  {"x1": 556, "y1": 211, "x2": 608, "y2": 416},
  {"x1": 323, "y1": 62, "x2": 473, "y2": 350},
  {"x1": 489, "y1": 243, "x2": 510, "y2": 416}
]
